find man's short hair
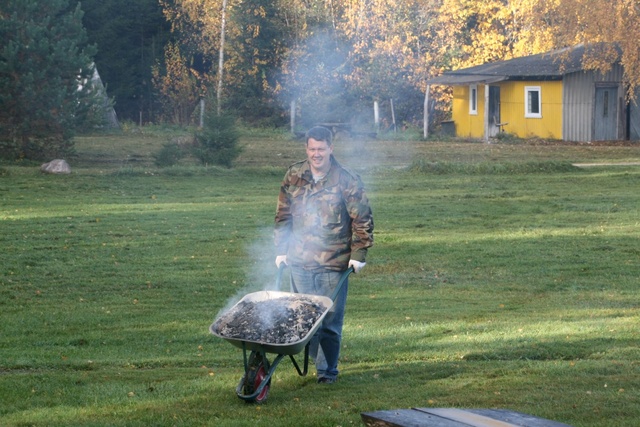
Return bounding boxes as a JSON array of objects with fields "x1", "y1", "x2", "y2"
[{"x1": 306, "y1": 126, "x2": 332, "y2": 145}]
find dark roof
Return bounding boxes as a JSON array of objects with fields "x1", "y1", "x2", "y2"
[{"x1": 427, "y1": 44, "x2": 619, "y2": 85}]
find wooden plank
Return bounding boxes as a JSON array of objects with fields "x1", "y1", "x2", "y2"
[
  {"x1": 458, "y1": 409, "x2": 573, "y2": 427},
  {"x1": 415, "y1": 409, "x2": 573, "y2": 427},
  {"x1": 416, "y1": 408, "x2": 520, "y2": 427},
  {"x1": 361, "y1": 409, "x2": 469, "y2": 427},
  {"x1": 361, "y1": 408, "x2": 575, "y2": 427}
]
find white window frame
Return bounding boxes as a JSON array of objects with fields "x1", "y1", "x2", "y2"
[
  {"x1": 525, "y1": 86, "x2": 542, "y2": 118},
  {"x1": 469, "y1": 85, "x2": 478, "y2": 115}
]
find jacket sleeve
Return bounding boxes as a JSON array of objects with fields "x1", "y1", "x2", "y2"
[{"x1": 344, "y1": 175, "x2": 374, "y2": 262}]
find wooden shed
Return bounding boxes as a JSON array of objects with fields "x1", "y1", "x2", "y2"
[{"x1": 425, "y1": 44, "x2": 640, "y2": 142}]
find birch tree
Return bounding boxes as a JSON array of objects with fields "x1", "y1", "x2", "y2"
[{"x1": 216, "y1": 0, "x2": 227, "y2": 115}]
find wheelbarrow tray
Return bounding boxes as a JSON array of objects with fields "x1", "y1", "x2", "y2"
[{"x1": 210, "y1": 290, "x2": 333, "y2": 356}]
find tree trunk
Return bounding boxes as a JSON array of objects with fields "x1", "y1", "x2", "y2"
[
  {"x1": 423, "y1": 86, "x2": 430, "y2": 139},
  {"x1": 374, "y1": 101, "x2": 379, "y2": 131},
  {"x1": 216, "y1": 0, "x2": 228, "y2": 116},
  {"x1": 390, "y1": 98, "x2": 396, "y2": 132},
  {"x1": 290, "y1": 100, "x2": 296, "y2": 134}
]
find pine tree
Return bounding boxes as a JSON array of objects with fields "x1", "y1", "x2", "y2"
[
  {"x1": 193, "y1": 107, "x2": 242, "y2": 168},
  {"x1": 0, "y1": 0, "x2": 99, "y2": 160}
]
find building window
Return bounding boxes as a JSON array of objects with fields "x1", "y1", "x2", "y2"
[
  {"x1": 525, "y1": 86, "x2": 542, "y2": 118},
  {"x1": 469, "y1": 85, "x2": 478, "y2": 115}
]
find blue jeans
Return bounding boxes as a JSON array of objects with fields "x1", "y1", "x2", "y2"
[{"x1": 289, "y1": 267, "x2": 348, "y2": 381}]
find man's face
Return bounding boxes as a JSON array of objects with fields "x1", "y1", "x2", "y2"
[{"x1": 306, "y1": 137, "x2": 333, "y2": 175}]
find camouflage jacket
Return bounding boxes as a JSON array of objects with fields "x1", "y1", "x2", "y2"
[{"x1": 274, "y1": 156, "x2": 374, "y2": 272}]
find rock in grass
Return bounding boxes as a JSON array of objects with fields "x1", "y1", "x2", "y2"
[{"x1": 41, "y1": 159, "x2": 71, "y2": 174}]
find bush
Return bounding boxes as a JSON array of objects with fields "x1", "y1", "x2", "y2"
[
  {"x1": 153, "y1": 142, "x2": 186, "y2": 167},
  {"x1": 193, "y1": 112, "x2": 242, "y2": 167},
  {"x1": 0, "y1": 135, "x2": 77, "y2": 161}
]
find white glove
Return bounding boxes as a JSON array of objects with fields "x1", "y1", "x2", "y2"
[
  {"x1": 348, "y1": 259, "x2": 366, "y2": 273},
  {"x1": 275, "y1": 255, "x2": 288, "y2": 268}
]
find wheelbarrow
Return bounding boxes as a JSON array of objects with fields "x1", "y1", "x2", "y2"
[{"x1": 209, "y1": 265, "x2": 352, "y2": 403}]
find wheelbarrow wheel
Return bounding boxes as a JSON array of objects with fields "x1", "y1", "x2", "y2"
[{"x1": 244, "y1": 352, "x2": 270, "y2": 403}]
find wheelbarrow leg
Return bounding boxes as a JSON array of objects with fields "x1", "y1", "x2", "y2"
[{"x1": 289, "y1": 341, "x2": 311, "y2": 376}]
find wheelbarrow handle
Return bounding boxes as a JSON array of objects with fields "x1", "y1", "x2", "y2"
[{"x1": 330, "y1": 267, "x2": 354, "y2": 301}]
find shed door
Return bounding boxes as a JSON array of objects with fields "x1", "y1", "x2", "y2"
[
  {"x1": 488, "y1": 86, "x2": 501, "y2": 137},
  {"x1": 594, "y1": 86, "x2": 618, "y2": 141}
]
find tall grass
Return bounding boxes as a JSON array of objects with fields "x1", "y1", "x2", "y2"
[
  {"x1": 0, "y1": 133, "x2": 639, "y2": 426},
  {"x1": 409, "y1": 158, "x2": 580, "y2": 174}
]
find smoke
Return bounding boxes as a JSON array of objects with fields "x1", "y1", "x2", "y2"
[
  {"x1": 212, "y1": 226, "x2": 289, "y2": 322},
  {"x1": 244, "y1": 227, "x2": 289, "y2": 293},
  {"x1": 276, "y1": 31, "x2": 355, "y2": 128},
  {"x1": 274, "y1": 30, "x2": 414, "y2": 179},
  {"x1": 213, "y1": 23, "x2": 403, "y2": 320}
]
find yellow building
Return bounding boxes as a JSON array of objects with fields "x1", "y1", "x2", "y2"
[{"x1": 427, "y1": 44, "x2": 634, "y2": 142}]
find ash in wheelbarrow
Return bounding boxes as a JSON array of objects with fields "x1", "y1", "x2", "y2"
[{"x1": 210, "y1": 266, "x2": 351, "y2": 403}]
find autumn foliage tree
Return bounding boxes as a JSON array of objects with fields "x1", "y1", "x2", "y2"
[
  {"x1": 530, "y1": 0, "x2": 640, "y2": 98},
  {"x1": 152, "y1": 42, "x2": 207, "y2": 125},
  {"x1": 151, "y1": 0, "x2": 640, "y2": 128},
  {"x1": 339, "y1": 0, "x2": 443, "y2": 124}
]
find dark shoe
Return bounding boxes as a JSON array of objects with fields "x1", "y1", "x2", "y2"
[{"x1": 317, "y1": 377, "x2": 336, "y2": 384}]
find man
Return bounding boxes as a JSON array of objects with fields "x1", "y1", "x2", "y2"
[{"x1": 274, "y1": 126, "x2": 374, "y2": 384}]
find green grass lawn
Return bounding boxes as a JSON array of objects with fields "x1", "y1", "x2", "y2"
[{"x1": 1, "y1": 131, "x2": 639, "y2": 426}]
